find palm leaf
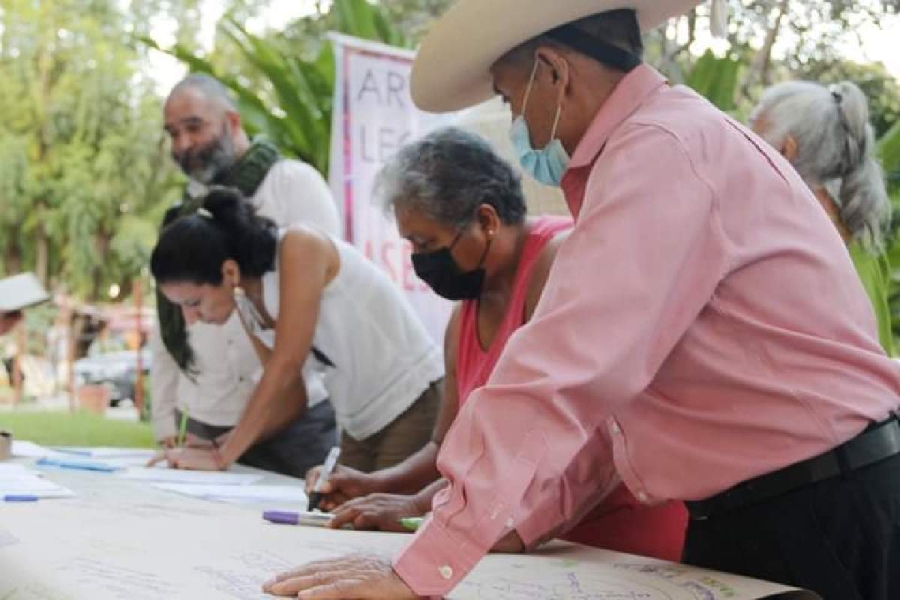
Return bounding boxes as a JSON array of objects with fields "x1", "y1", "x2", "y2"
[
  {"x1": 878, "y1": 120, "x2": 900, "y2": 202},
  {"x1": 686, "y1": 50, "x2": 741, "y2": 112}
]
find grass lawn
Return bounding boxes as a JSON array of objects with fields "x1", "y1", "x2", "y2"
[{"x1": 0, "y1": 411, "x2": 155, "y2": 448}]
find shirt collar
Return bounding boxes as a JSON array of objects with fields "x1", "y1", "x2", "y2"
[{"x1": 567, "y1": 64, "x2": 669, "y2": 170}]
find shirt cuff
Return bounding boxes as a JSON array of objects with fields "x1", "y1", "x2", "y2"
[
  {"x1": 152, "y1": 415, "x2": 177, "y2": 441},
  {"x1": 392, "y1": 516, "x2": 484, "y2": 597}
]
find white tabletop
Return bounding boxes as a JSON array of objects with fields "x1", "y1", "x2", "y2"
[{"x1": 0, "y1": 454, "x2": 816, "y2": 600}]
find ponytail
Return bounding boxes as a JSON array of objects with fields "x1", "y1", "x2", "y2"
[
  {"x1": 756, "y1": 80, "x2": 890, "y2": 250},
  {"x1": 150, "y1": 186, "x2": 277, "y2": 285},
  {"x1": 831, "y1": 82, "x2": 890, "y2": 250}
]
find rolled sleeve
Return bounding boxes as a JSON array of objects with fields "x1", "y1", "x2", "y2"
[{"x1": 392, "y1": 124, "x2": 727, "y2": 596}]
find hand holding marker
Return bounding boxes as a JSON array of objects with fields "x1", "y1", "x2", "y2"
[{"x1": 307, "y1": 446, "x2": 341, "y2": 512}]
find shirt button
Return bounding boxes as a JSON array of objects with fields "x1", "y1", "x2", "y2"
[
  {"x1": 637, "y1": 491, "x2": 649, "y2": 503},
  {"x1": 505, "y1": 518, "x2": 515, "y2": 528},
  {"x1": 439, "y1": 566, "x2": 453, "y2": 580},
  {"x1": 611, "y1": 422, "x2": 621, "y2": 435}
]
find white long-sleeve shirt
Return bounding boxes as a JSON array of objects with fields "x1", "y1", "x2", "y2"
[{"x1": 150, "y1": 158, "x2": 341, "y2": 440}]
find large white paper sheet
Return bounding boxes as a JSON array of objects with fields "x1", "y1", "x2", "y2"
[{"x1": 118, "y1": 468, "x2": 263, "y2": 486}]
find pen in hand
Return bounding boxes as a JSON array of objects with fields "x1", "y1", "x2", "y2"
[
  {"x1": 307, "y1": 446, "x2": 341, "y2": 511},
  {"x1": 177, "y1": 410, "x2": 189, "y2": 448}
]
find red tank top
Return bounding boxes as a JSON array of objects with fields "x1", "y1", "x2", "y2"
[
  {"x1": 456, "y1": 216, "x2": 572, "y2": 405},
  {"x1": 453, "y1": 216, "x2": 687, "y2": 561}
]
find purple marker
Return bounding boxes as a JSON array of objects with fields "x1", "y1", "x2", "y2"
[
  {"x1": 3, "y1": 495, "x2": 38, "y2": 502},
  {"x1": 263, "y1": 510, "x2": 332, "y2": 527}
]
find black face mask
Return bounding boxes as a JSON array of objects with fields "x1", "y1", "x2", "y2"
[{"x1": 412, "y1": 232, "x2": 491, "y2": 301}]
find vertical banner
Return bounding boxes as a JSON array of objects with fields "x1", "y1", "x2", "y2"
[{"x1": 328, "y1": 33, "x2": 454, "y2": 345}]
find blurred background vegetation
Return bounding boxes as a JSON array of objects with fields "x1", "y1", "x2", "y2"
[{"x1": 0, "y1": 0, "x2": 899, "y2": 347}]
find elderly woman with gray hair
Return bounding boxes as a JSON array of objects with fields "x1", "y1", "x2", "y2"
[
  {"x1": 751, "y1": 80, "x2": 894, "y2": 354},
  {"x1": 302, "y1": 126, "x2": 688, "y2": 561}
]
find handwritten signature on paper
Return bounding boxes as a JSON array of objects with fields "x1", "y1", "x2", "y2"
[
  {"x1": 58, "y1": 557, "x2": 179, "y2": 599},
  {"x1": 193, "y1": 551, "x2": 298, "y2": 599},
  {"x1": 458, "y1": 571, "x2": 659, "y2": 600},
  {"x1": 195, "y1": 566, "x2": 270, "y2": 599},
  {"x1": 615, "y1": 564, "x2": 738, "y2": 600}
]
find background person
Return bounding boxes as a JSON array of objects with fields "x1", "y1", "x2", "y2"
[
  {"x1": 149, "y1": 188, "x2": 444, "y2": 474},
  {"x1": 151, "y1": 74, "x2": 341, "y2": 477},
  {"x1": 265, "y1": 3, "x2": 900, "y2": 598},
  {"x1": 307, "y1": 127, "x2": 687, "y2": 561},
  {"x1": 751, "y1": 80, "x2": 895, "y2": 355}
]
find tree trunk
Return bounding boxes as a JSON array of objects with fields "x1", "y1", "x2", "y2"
[
  {"x1": 743, "y1": 0, "x2": 790, "y2": 95},
  {"x1": 35, "y1": 203, "x2": 49, "y2": 286},
  {"x1": 92, "y1": 231, "x2": 111, "y2": 300},
  {"x1": 658, "y1": 9, "x2": 697, "y2": 85},
  {"x1": 12, "y1": 321, "x2": 25, "y2": 406},
  {"x1": 5, "y1": 236, "x2": 22, "y2": 275}
]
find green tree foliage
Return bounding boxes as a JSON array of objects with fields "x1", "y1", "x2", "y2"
[
  {"x1": 658, "y1": 1, "x2": 900, "y2": 119},
  {"x1": 0, "y1": 0, "x2": 182, "y2": 300},
  {"x1": 880, "y1": 121, "x2": 900, "y2": 199},
  {"x1": 797, "y1": 59, "x2": 900, "y2": 139},
  {"x1": 684, "y1": 50, "x2": 743, "y2": 112}
]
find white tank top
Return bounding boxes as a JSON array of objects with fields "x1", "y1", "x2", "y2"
[{"x1": 260, "y1": 229, "x2": 444, "y2": 440}]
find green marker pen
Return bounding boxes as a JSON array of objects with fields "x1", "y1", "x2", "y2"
[
  {"x1": 177, "y1": 410, "x2": 189, "y2": 447},
  {"x1": 399, "y1": 516, "x2": 425, "y2": 532}
]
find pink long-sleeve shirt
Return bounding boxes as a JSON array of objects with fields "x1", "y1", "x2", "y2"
[{"x1": 393, "y1": 64, "x2": 900, "y2": 597}]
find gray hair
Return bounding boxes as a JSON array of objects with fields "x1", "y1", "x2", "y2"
[
  {"x1": 754, "y1": 80, "x2": 890, "y2": 250},
  {"x1": 376, "y1": 127, "x2": 526, "y2": 228},
  {"x1": 168, "y1": 73, "x2": 237, "y2": 111}
]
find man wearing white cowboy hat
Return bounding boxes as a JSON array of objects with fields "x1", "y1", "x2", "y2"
[{"x1": 264, "y1": 2, "x2": 900, "y2": 598}]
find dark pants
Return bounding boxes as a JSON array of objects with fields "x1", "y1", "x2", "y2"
[
  {"x1": 683, "y1": 453, "x2": 900, "y2": 600},
  {"x1": 174, "y1": 400, "x2": 338, "y2": 479}
]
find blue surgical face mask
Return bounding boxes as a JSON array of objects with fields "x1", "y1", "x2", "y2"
[{"x1": 509, "y1": 60, "x2": 571, "y2": 187}]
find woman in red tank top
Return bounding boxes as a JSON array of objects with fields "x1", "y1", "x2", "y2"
[{"x1": 309, "y1": 127, "x2": 687, "y2": 561}]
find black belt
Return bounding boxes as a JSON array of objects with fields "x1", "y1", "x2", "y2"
[{"x1": 686, "y1": 413, "x2": 900, "y2": 520}]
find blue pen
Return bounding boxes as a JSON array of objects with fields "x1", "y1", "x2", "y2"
[
  {"x1": 51, "y1": 448, "x2": 92, "y2": 457},
  {"x1": 36, "y1": 457, "x2": 120, "y2": 473},
  {"x1": 3, "y1": 495, "x2": 38, "y2": 502}
]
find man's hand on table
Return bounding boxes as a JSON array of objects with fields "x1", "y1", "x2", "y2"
[{"x1": 263, "y1": 555, "x2": 417, "y2": 599}]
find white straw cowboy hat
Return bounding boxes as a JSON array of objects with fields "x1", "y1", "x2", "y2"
[{"x1": 411, "y1": 0, "x2": 706, "y2": 112}]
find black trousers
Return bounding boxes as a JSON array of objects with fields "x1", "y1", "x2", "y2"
[
  {"x1": 174, "y1": 400, "x2": 338, "y2": 479},
  {"x1": 683, "y1": 453, "x2": 900, "y2": 600}
]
